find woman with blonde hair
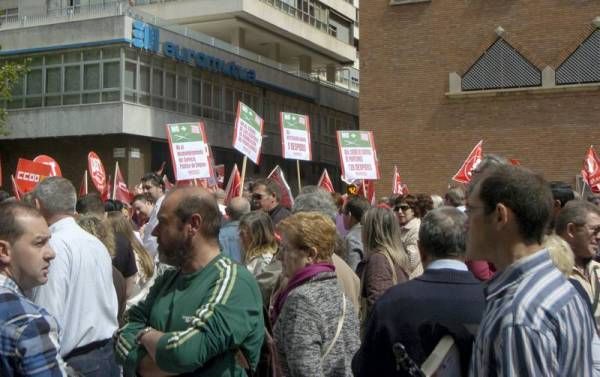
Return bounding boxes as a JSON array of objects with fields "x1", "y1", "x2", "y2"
[
  {"x1": 273, "y1": 211, "x2": 359, "y2": 377},
  {"x1": 238, "y1": 211, "x2": 281, "y2": 308},
  {"x1": 106, "y1": 211, "x2": 156, "y2": 308},
  {"x1": 358, "y1": 207, "x2": 410, "y2": 321}
]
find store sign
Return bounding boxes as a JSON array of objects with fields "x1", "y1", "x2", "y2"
[
  {"x1": 131, "y1": 21, "x2": 256, "y2": 83},
  {"x1": 163, "y1": 42, "x2": 256, "y2": 83}
]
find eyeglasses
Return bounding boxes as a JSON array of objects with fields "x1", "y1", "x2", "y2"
[
  {"x1": 576, "y1": 223, "x2": 600, "y2": 236},
  {"x1": 252, "y1": 193, "x2": 264, "y2": 200},
  {"x1": 393, "y1": 204, "x2": 411, "y2": 212}
]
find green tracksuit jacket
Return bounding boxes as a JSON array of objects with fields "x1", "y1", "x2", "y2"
[{"x1": 116, "y1": 255, "x2": 264, "y2": 376}]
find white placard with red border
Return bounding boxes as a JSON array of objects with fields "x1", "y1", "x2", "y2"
[
  {"x1": 336, "y1": 130, "x2": 380, "y2": 181},
  {"x1": 166, "y1": 122, "x2": 213, "y2": 181},
  {"x1": 33, "y1": 155, "x2": 62, "y2": 177},
  {"x1": 87, "y1": 151, "x2": 107, "y2": 194},
  {"x1": 280, "y1": 112, "x2": 312, "y2": 161},
  {"x1": 232, "y1": 102, "x2": 263, "y2": 164}
]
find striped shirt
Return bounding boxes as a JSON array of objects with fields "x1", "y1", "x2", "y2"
[
  {"x1": 0, "y1": 274, "x2": 66, "y2": 377},
  {"x1": 470, "y1": 249, "x2": 595, "y2": 377}
]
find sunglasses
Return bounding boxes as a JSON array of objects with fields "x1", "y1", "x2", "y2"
[
  {"x1": 252, "y1": 193, "x2": 264, "y2": 200},
  {"x1": 394, "y1": 204, "x2": 411, "y2": 212}
]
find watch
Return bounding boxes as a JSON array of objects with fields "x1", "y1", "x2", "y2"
[{"x1": 136, "y1": 327, "x2": 153, "y2": 345}]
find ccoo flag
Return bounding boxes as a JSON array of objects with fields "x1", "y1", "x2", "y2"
[
  {"x1": 582, "y1": 146, "x2": 600, "y2": 193},
  {"x1": 317, "y1": 169, "x2": 335, "y2": 193},
  {"x1": 268, "y1": 165, "x2": 294, "y2": 209}
]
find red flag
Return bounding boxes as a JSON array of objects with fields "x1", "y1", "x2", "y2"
[
  {"x1": 268, "y1": 165, "x2": 294, "y2": 209},
  {"x1": 317, "y1": 169, "x2": 335, "y2": 193},
  {"x1": 155, "y1": 161, "x2": 167, "y2": 176},
  {"x1": 392, "y1": 166, "x2": 409, "y2": 195},
  {"x1": 79, "y1": 170, "x2": 89, "y2": 198},
  {"x1": 357, "y1": 180, "x2": 376, "y2": 206},
  {"x1": 224, "y1": 164, "x2": 241, "y2": 205},
  {"x1": 114, "y1": 163, "x2": 132, "y2": 203},
  {"x1": 11, "y1": 175, "x2": 22, "y2": 200},
  {"x1": 15, "y1": 158, "x2": 53, "y2": 193},
  {"x1": 452, "y1": 140, "x2": 483, "y2": 184},
  {"x1": 102, "y1": 175, "x2": 111, "y2": 201},
  {"x1": 162, "y1": 175, "x2": 175, "y2": 191},
  {"x1": 509, "y1": 159, "x2": 521, "y2": 166},
  {"x1": 582, "y1": 146, "x2": 600, "y2": 193}
]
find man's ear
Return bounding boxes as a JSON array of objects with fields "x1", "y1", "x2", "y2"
[
  {"x1": 494, "y1": 203, "x2": 510, "y2": 230},
  {"x1": 0, "y1": 240, "x2": 12, "y2": 266},
  {"x1": 188, "y1": 213, "x2": 203, "y2": 235},
  {"x1": 34, "y1": 198, "x2": 42, "y2": 211},
  {"x1": 566, "y1": 222, "x2": 578, "y2": 240}
]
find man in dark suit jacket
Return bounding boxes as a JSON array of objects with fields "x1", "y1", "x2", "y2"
[{"x1": 352, "y1": 206, "x2": 486, "y2": 377}]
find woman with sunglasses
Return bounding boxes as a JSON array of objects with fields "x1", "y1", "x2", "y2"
[
  {"x1": 394, "y1": 194, "x2": 433, "y2": 278},
  {"x1": 272, "y1": 212, "x2": 360, "y2": 377}
]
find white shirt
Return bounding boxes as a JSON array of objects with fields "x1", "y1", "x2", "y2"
[
  {"x1": 32, "y1": 217, "x2": 118, "y2": 356},
  {"x1": 142, "y1": 195, "x2": 164, "y2": 258}
]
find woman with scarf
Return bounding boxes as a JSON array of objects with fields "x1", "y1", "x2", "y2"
[
  {"x1": 357, "y1": 207, "x2": 410, "y2": 326},
  {"x1": 271, "y1": 212, "x2": 360, "y2": 377}
]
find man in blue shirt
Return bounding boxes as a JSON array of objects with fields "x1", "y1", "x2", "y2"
[
  {"x1": 467, "y1": 165, "x2": 595, "y2": 376},
  {"x1": 219, "y1": 197, "x2": 250, "y2": 263},
  {"x1": 0, "y1": 202, "x2": 66, "y2": 376}
]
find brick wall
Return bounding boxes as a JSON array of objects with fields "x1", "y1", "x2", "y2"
[{"x1": 361, "y1": 0, "x2": 600, "y2": 195}]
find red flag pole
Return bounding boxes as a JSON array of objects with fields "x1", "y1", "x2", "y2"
[
  {"x1": 239, "y1": 156, "x2": 247, "y2": 198},
  {"x1": 112, "y1": 161, "x2": 119, "y2": 200}
]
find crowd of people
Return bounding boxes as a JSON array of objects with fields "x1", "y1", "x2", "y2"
[{"x1": 2, "y1": 155, "x2": 600, "y2": 376}]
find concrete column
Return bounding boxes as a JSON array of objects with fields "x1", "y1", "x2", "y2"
[
  {"x1": 299, "y1": 55, "x2": 312, "y2": 75},
  {"x1": 265, "y1": 42, "x2": 281, "y2": 63},
  {"x1": 230, "y1": 27, "x2": 246, "y2": 49},
  {"x1": 326, "y1": 64, "x2": 337, "y2": 83},
  {"x1": 541, "y1": 66, "x2": 556, "y2": 88}
]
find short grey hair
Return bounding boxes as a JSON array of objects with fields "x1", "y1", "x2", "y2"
[
  {"x1": 555, "y1": 200, "x2": 600, "y2": 235},
  {"x1": 292, "y1": 191, "x2": 337, "y2": 222},
  {"x1": 419, "y1": 206, "x2": 467, "y2": 259},
  {"x1": 34, "y1": 177, "x2": 77, "y2": 215},
  {"x1": 226, "y1": 197, "x2": 251, "y2": 221}
]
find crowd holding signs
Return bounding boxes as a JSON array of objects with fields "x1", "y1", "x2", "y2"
[{"x1": 8, "y1": 101, "x2": 600, "y2": 200}]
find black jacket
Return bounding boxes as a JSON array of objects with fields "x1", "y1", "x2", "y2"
[{"x1": 352, "y1": 267, "x2": 486, "y2": 377}]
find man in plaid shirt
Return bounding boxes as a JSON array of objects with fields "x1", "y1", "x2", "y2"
[{"x1": 0, "y1": 201, "x2": 67, "y2": 376}]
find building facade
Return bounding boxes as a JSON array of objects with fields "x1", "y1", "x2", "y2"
[
  {"x1": 361, "y1": 0, "x2": 600, "y2": 195},
  {"x1": 0, "y1": 0, "x2": 359, "y2": 192}
]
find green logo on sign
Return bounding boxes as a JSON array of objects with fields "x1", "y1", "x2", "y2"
[
  {"x1": 340, "y1": 131, "x2": 371, "y2": 148},
  {"x1": 169, "y1": 123, "x2": 203, "y2": 143}
]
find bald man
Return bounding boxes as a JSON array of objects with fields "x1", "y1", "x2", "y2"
[
  {"x1": 220, "y1": 197, "x2": 251, "y2": 263},
  {"x1": 115, "y1": 188, "x2": 264, "y2": 376}
]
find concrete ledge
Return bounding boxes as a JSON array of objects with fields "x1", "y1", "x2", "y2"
[
  {"x1": 389, "y1": 0, "x2": 430, "y2": 6},
  {"x1": 445, "y1": 82, "x2": 600, "y2": 99}
]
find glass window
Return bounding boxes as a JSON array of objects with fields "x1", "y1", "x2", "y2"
[
  {"x1": 46, "y1": 67, "x2": 61, "y2": 94},
  {"x1": 63, "y1": 94, "x2": 80, "y2": 105},
  {"x1": 65, "y1": 66, "x2": 81, "y2": 92},
  {"x1": 152, "y1": 69, "x2": 163, "y2": 96},
  {"x1": 191, "y1": 79, "x2": 201, "y2": 104},
  {"x1": 83, "y1": 49, "x2": 100, "y2": 61},
  {"x1": 64, "y1": 51, "x2": 81, "y2": 63},
  {"x1": 213, "y1": 85, "x2": 222, "y2": 110},
  {"x1": 29, "y1": 56, "x2": 43, "y2": 67},
  {"x1": 202, "y1": 82, "x2": 212, "y2": 107},
  {"x1": 45, "y1": 54, "x2": 61, "y2": 65},
  {"x1": 26, "y1": 69, "x2": 42, "y2": 95},
  {"x1": 84, "y1": 64, "x2": 100, "y2": 90},
  {"x1": 125, "y1": 62, "x2": 136, "y2": 90},
  {"x1": 102, "y1": 91, "x2": 120, "y2": 102},
  {"x1": 102, "y1": 47, "x2": 120, "y2": 59},
  {"x1": 10, "y1": 77, "x2": 24, "y2": 97},
  {"x1": 139, "y1": 65, "x2": 150, "y2": 92},
  {"x1": 125, "y1": 49, "x2": 138, "y2": 61},
  {"x1": 103, "y1": 62, "x2": 120, "y2": 89},
  {"x1": 83, "y1": 93, "x2": 100, "y2": 103},
  {"x1": 165, "y1": 72, "x2": 175, "y2": 99},
  {"x1": 177, "y1": 77, "x2": 187, "y2": 101}
]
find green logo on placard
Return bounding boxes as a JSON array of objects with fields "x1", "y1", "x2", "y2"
[
  {"x1": 239, "y1": 102, "x2": 262, "y2": 132},
  {"x1": 169, "y1": 123, "x2": 203, "y2": 143},
  {"x1": 282, "y1": 113, "x2": 307, "y2": 131},
  {"x1": 340, "y1": 131, "x2": 371, "y2": 148}
]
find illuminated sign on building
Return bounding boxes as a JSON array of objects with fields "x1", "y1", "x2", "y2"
[{"x1": 132, "y1": 21, "x2": 256, "y2": 83}]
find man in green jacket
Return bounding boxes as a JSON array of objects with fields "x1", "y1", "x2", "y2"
[{"x1": 115, "y1": 187, "x2": 264, "y2": 376}]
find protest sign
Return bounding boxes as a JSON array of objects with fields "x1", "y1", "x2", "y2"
[
  {"x1": 15, "y1": 158, "x2": 53, "y2": 193},
  {"x1": 33, "y1": 155, "x2": 62, "y2": 177},
  {"x1": 280, "y1": 112, "x2": 311, "y2": 161},
  {"x1": 233, "y1": 102, "x2": 263, "y2": 164},
  {"x1": 88, "y1": 151, "x2": 107, "y2": 194},
  {"x1": 166, "y1": 122, "x2": 213, "y2": 181},
  {"x1": 336, "y1": 130, "x2": 380, "y2": 181}
]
